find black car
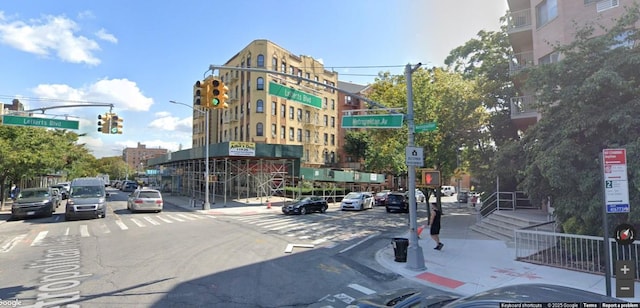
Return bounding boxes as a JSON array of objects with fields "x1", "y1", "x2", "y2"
[
  {"x1": 457, "y1": 191, "x2": 469, "y2": 203},
  {"x1": 10, "y1": 188, "x2": 55, "y2": 220},
  {"x1": 281, "y1": 196, "x2": 328, "y2": 215},
  {"x1": 385, "y1": 192, "x2": 409, "y2": 213}
]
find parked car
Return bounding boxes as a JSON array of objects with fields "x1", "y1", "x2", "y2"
[
  {"x1": 281, "y1": 196, "x2": 328, "y2": 215},
  {"x1": 351, "y1": 284, "x2": 626, "y2": 307},
  {"x1": 49, "y1": 187, "x2": 62, "y2": 208},
  {"x1": 127, "y1": 189, "x2": 164, "y2": 213},
  {"x1": 457, "y1": 191, "x2": 469, "y2": 203},
  {"x1": 10, "y1": 187, "x2": 55, "y2": 220},
  {"x1": 50, "y1": 183, "x2": 70, "y2": 200},
  {"x1": 340, "y1": 192, "x2": 374, "y2": 211},
  {"x1": 385, "y1": 192, "x2": 409, "y2": 213},
  {"x1": 121, "y1": 181, "x2": 138, "y2": 192},
  {"x1": 441, "y1": 186, "x2": 456, "y2": 197},
  {"x1": 374, "y1": 190, "x2": 391, "y2": 206},
  {"x1": 404, "y1": 189, "x2": 426, "y2": 203}
]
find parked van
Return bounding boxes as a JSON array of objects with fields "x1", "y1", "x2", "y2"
[
  {"x1": 441, "y1": 186, "x2": 456, "y2": 197},
  {"x1": 65, "y1": 177, "x2": 108, "y2": 220}
]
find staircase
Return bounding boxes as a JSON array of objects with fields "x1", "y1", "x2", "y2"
[{"x1": 470, "y1": 209, "x2": 553, "y2": 243}]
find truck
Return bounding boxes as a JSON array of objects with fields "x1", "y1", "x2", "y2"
[{"x1": 97, "y1": 174, "x2": 110, "y2": 187}]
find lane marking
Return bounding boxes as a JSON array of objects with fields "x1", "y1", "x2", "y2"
[
  {"x1": 80, "y1": 225, "x2": 90, "y2": 237},
  {"x1": 185, "y1": 213, "x2": 205, "y2": 219},
  {"x1": 312, "y1": 237, "x2": 330, "y2": 245},
  {"x1": 166, "y1": 214, "x2": 184, "y2": 222},
  {"x1": 176, "y1": 214, "x2": 195, "y2": 221},
  {"x1": 156, "y1": 216, "x2": 173, "y2": 223},
  {"x1": 348, "y1": 284, "x2": 376, "y2": 295},
  {"x1": 130, "y1": 218, "x2": 146, "y2": 227},
  {"x1": 54, "y1": 215, "x2": 61, "y2": 222},
  {"x1": 339, "y1": 232, "x2": 380, "y2": 254},
  {"x1": 143, "y1": 217, "x2": 160, "y2": 226},
  {"x1": 98, "y1": 222, "x2": 111, "y2": 234},
  {"x1": 1, "y1": 234, "x2": 27, "y2": 253},
  {"x1": 115, "y1": 220, "x2": 129, "y2": 230},
  {"x1": 31, "y1": 231, "x2": 49, "y2": 246}
]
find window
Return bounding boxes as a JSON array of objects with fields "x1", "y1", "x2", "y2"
[
  {"x1": 257, "y1": 77, "x2": 264, "y2": 90},
  {"x1": 289, "y1": 106, "x2": 294, "y2": 119},
  {"x1": 346, "y1": 96, "x2": 352, "y2": 104},
  {"x1": 290, "y1": 66, "x2": 295, "y2": 75},
  {"x1": 297, "y1": 129, "x2": 302, "y2": 142},
  {"x1": 256, "y1": 123, "x2": 264, "y2": 137},
  {"x1": 323, "y1": 115, "x2": 328, "y2": 126},
  {"x1": 240, "y1": 125, "x2": 243, "y2": 140},
  {"x1": 330, "y1": 116, "x2": 335, "y2": 127},
  {"x1": 281, "y1": 104, "x2": 286, "y2": 117},
  {"x1": 324, "y1": 133, "x2": 328, "y2": 145},
  {"x1": 289, "y1": 127, "x2": 294, "y2": 140},
  {"x1": 246, "y1": 55, "x2": 251, "y2": 68},
  {"x1": 256, "y1": 100, "x2": 264, "y2": 113},
  {"x1": 331, "y1": 134, "x2": 335, "y2": 146},
  {"x1": 271, "y1": 101, "x2": 277, "y2": 115},
  {"x1": 280, "y1": 125, "x2": 286, "y2": 139},
  {"x1": 323, "y1": 97, "x2": 328, "y2": 109},
  {"x1": 305, "y1": 130, "x2": 311, "y2": 142},
  {"x1": 536, "y1": 0, "x2": 558, "y2": 28},
  {"x1": 305, "y1": 73, "x2": 310, "y2": 79},
  {"x1": 538, "y1": 51, "x2": 560, "y2": 65},
  {"x1": 281, "y1": 60, "x2": 286, "y2": 73},
  {"x1": 246, "y1": 124, "x2": 250, "y2": 140},
  {"x1": 271, "y1": 124, "x2": 277, "y2": 137},
  {"x1": 331, "y1": 99, "x2": 335, "y2": 110},
  {"x1": 272, "y1": 56, "x2": 278, "y2": 71},
  {"x1": 257, "y1": 54, "x2": 264, "y2": 67},
  {"x1": 597, "y1": 0, "x2": 619, "y2": 12},
  {"x1": 297, "y1": 108, "x2": 302, "y2": 121}
]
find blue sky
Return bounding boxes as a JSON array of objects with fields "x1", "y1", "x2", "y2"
[{"x1": 0, "y1": 1, "x2": 508, "y2": 158}]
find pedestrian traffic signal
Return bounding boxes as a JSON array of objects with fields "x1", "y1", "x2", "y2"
[
  {"x1": 422, "y1": 170, "x2": 441, "y2": 187},
  {"x1": 97, "y1": 113, "x2": 111, "y2": 134},
  {"x1": 211, "y1": 78, "x2": 229, "y2": 109},
  {"x1": 194, "y1": 80, "x2": 203, "y2": 106}
]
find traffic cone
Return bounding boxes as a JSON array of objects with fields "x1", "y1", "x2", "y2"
[{"x1": 266, "y1": 202, "x2": 272, "y2": 209}]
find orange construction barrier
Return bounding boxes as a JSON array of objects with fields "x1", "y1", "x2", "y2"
[
  {"x1": 266, "y1": 202, "x2": 272, "y2": 209},
  {"x1": 417, "y1": 225, "x2": 426, "y2": 238}
]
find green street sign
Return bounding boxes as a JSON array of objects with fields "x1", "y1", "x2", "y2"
[
  {"x1": 341, "y1": 114, "x2": 404, "y2": 128},
  {"x1": 268, "y1": 82, "x2": 322, "y2": 109},
  {"x1": 1, "y1": 115, "x2": 79, "y2": 130},
  {"x1": 415, "y1": 122, "x2": 437, "y2": 133}
]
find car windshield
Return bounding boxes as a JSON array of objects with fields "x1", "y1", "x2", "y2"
[
  {"x1": 18, "y1": 190, "x2": 49, "y2": 199},
  {"x1": 70, "y1": 186, "x2": 104, "y2": 198},
  {"x1": 388, "y1": 194, "x2": 403, "y2": 202},
  {"x1": 376, "y1": 192, "x2": 387, "y2": 197},
  {"x1": 295, "y1": 197, "x2": 311, "y2": 202},
  {"x1": 344, "y1": 192, "x2": 362, "y2": 199}
]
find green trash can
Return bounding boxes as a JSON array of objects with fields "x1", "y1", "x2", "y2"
[{"x1": 392, "y1": 238, "x2": 409, "y2": 262}]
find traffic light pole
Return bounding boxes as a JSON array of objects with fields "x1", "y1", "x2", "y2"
[{"x1": 405, "y1": 63, "x2": 426, "y2": 271}]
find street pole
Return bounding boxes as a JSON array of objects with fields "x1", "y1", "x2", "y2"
[
  {"x1": 204, "y1": 108, "x2": 211, "y2": 210},
  {"x1": 169, "y1": 100, "x2": 210, "y2": 210},
  {"x1": 405, "y1": 63, "x2": 426, "y2": 271}
]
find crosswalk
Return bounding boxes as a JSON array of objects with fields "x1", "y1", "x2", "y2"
[
  {"x1": 225, "y1": 213, "x2": 378, "y2": 245},
  {"x1": 0, "y1": 213, "x2": 214, "y2": 253}
]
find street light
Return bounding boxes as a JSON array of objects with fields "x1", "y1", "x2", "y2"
[{"x1": 169, "y1": 100, "x2": 211, "y2": 210}]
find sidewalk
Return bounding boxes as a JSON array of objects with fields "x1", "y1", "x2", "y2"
[{"x1": 375, "y1": 202, "x2": 640, "y2": 302}]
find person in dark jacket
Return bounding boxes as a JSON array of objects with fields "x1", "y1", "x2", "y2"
[{"x1": 428, "y1": 203, "x2": 443, "y2": 250}]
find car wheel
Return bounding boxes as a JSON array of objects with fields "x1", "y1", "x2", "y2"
[
  {"x1": 300, "y1": 207, "x2": 307, "y2": 215},
  {"x1": 65, "y1": 214, "x2": 72, "y2": 221},
  {"x1": 321, "y1": 205, "x2": 327, "y2": 213}
]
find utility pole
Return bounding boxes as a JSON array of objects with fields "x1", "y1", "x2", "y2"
[{"x1": 405, "y1": 63, "x2": 426, "y2": 271}]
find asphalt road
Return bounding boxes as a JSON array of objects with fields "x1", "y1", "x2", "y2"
[{"x1": 0, "y1": 189, "x2": 455, "y2": 307}]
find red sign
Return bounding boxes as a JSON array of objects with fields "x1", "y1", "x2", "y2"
[{"x1": 604, "y1": 149, "x2": 626, "y2": 164}]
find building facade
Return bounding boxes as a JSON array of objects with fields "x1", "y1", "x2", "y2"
[
  {"x1": 122, "y1": 142, "x2": 169, "y2": 171},
  {"x1": 194, "y1": 39, "x2": 340, "y2": 168},
  {"x1": 336, "y1": 81, "x2": 370, "y2": 170},
  {"x1": 506, "y1": 0, "x2": 634, "y2": 131}
]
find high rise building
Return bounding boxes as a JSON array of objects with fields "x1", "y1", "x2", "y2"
[
  {"x1": 506, "y1": 0, "x2": 632, "y2": 131},
  {"x1": 196, "y1": 39, "x2": 340, "y2": 168},
  {"x1": 122, "y1": 142, "x2": 169, "y2": 171}
]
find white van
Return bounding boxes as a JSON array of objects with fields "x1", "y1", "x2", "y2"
[
  {"x1": 65, "y1": 177, "x2": 108, "y2": 220},
  {"x1": 441, "y1": 186, "x2": 456, "y2": 197}
]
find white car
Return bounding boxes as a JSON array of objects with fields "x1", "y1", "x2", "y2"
[
  {"x1": 441, "y1": 186, "x2": 456, "y2": 197},
  {"x1": 340, "y1": 192, "x2": 374, "y2": 211}
]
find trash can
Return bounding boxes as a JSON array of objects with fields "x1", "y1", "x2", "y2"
[{"x1": 392, "y1": 238, "x2": 409, "y2": 262}]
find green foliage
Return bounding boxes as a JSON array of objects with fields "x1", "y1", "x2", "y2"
[
  {"x1": 96, "y1": 156, "x2": 130, "y2": 180},
  {"x1": 343, "y1": 131, "x2": 370, "y2": 162},
  {"x1": 519, "y1": 6, "x2": 640, "y2": 235}
]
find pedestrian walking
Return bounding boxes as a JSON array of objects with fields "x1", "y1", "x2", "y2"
[{"x1": 428, "y1": 203, "x2": 444, "y2": 250}]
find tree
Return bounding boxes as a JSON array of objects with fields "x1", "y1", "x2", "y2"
[{"x1": 519, "y1": 6, "x2": 640, "y2": 235}]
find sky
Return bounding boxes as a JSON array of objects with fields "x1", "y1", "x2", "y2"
[{"x1": 0, "y1": 1, "x2": 509, "y2": 158}]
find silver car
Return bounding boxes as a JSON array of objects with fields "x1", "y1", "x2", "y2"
[
  {"x1": 340, "y1": 192, "x2": 374, "y2": 211},
  {"x1": 127, "y1": 189, "x2": 163, "y2": 213}
]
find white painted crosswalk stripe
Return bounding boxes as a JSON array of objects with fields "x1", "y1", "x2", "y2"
[
  {"x1": 166, "y1": 214, "x2": 184, "y2": 222},
  {"x1": 348, "y1": 284, "x2": 376, "y2": 295},
  {"x1": 143, "y1": 216, "x2": 160, "y2": 226},
  {"x1": 98, "y1": 222, "x2": 111, "y2": 234},
  {"x1": 80, "y1": 225, "x2": 90, "y2": 237},
  {"x1": 156, "y1": 216, "x2": 173, "y2": 223},
  {"x1": 31, "y1": 231, "x2": 48, "y2": 246},
  {"x1": 270, "y1": 222, "x2": 307, "y2": 231},
  {"x1": 176, "y1": 213, "x2": 195, "y2": 221},
  {"x1": 130, "y1": 218, "x2": 146, "y2": 227},
  {"x1": 115, "y1": 220, "x2": 129, "y2": 230}
]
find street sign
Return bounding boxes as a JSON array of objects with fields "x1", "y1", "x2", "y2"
[
  {"x1": 341, "y1": 114, "x2": 404, "y2": 128},
  {"x1": 405, "y1": 146, "x2": 424, "y2": 167},
  {"x1": 415, "y1": 122, "x2": 437, "y2": 133},
  {"x1": 604, "y1": 148, "x2": 629, "y2": 213},
  {"x1": 2, "y1": 115, "x2": 79, "y2": 130}
]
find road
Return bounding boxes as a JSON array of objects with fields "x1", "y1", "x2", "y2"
[{"x1": 0, "y1": 189, "x2": 457, "y2": 307}]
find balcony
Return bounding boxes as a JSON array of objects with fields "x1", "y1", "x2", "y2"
[
  {"x1": 510, "y1": 95, "x2": 540, "y2": 130},
  {"x1": 509, "y1": 51, "x2": 534, "y2": 76},
  {"x1": 506, "y1": 9, "x2": 532, "y2": 34}
]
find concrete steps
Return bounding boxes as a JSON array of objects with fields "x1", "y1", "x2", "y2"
[{"x1": 470, "y1": 210, "x2": 552, "y2": 243}]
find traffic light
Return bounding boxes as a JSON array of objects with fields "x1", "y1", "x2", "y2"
[
  {"x1": 194, "y1": 81, "x2": 203, "y2": 106},
  {"x1": 211, "y1": 78, "x2": 229, "y2": 109},
  {"x1": 422, "y1": 170, "x2": 441, "y2": 187},
  {"x1": 97, "y1": 113, "x2": 111, "y2": 134},
  {"x1": 113, "y1": 115, "x2": 123, "y2": 134}
]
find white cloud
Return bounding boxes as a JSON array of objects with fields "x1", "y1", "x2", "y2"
[
  {"x1": 95, "y1": 28, "x2": 117, "y2": 44},
  {"x1": 148, "y1": 111, "x2": 192, "y2": 132},
  {"x1": 77, "y1": 11, "x2": 95, "y2": 20},
  {"x1": 32, "y1": 78, "x2": 154, "y2": 111},
  {"x1": 0, "y1": 11, "x2": 107, "y2": 65}
]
